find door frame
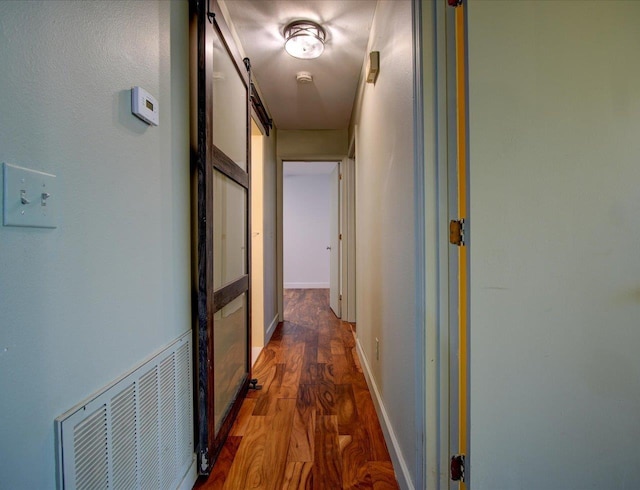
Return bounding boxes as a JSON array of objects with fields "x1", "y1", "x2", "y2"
[
  {"x1": 190, "y1": 0, "x2": 252, "y2": 474},
  {"x1": 420, "y1": 0, "x2": 468, "y2": 488},
  {"x1": 343, "y1": 141, "x2": 357, "y2": 324},
  {"x1": 276, "y1": 155, "x2": 354, "y2": 322},
  {"x1": 446, "y1": 3, "x2": 470, "y2": 488},
  {"x1": 329, "y1": 161, "x2": 341, "y2": 317},
  {"x1": 250, "y1": 116, "x2": 265, "y2": 367}
]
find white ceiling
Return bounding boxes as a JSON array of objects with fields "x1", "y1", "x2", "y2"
[{"x1": 223, "y1": 0, "x2": 378, "y2": 130}]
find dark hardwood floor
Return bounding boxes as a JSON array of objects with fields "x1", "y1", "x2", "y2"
[{"x1": 195, "y1": 289, "x2": 399, "y2": 489}]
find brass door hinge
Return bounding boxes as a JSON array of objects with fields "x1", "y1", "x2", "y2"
[
  {"x1": 449, "y1": 218, "x2": 466, "y2": 246},
  {"x1": 451, "y1": 454, "x2": 466, "y2": 481}
]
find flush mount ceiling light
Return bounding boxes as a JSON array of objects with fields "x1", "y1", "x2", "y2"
[{"x1": 284, "y1": 20, "x2": 326, "y2": 60}]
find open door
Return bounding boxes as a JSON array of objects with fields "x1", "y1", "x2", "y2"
[
  {"x1": 192, "y1": 0, "x2": 251, "y2": 474},
  {"x1": 329, "y1": 163, "x2": 341, "y2": 317}
]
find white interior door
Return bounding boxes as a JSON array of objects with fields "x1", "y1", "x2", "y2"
[{"x1": 329, "y1": 163, "x2": 341, "y2": 317}]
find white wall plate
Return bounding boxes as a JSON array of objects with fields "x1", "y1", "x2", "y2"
[{"x1": 3, "y1": 163, "x2": 57, "y2": 228}]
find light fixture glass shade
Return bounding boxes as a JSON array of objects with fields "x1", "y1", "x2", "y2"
[{"x1": 284, "y1": 20, "x2": 325, "y2": 59}]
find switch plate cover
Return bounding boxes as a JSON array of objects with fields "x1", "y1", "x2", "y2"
[{"x1": 3, "y1": 163, "x2": 57, "y2": 228}]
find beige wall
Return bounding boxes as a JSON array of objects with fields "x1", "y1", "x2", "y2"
[
  {"x1": 0, "y1": 1, "x2": 190, "y2": 487},
  {"x1": 278, "y1": 129, "x2": 348, "y2": 159},
  {"x1": 350, "y1": 0, "x2": 418, "y2": 487},
  {"x1": 468, "y1": 1, "x2": 640, "y2": 488}
]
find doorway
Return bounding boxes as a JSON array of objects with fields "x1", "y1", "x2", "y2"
[
  {"x1": 250, "y1": 118, "x2": 265, "y2": 366},
  {"x1": 283, "y1": 160, "x2": 340, "y2": 316}
]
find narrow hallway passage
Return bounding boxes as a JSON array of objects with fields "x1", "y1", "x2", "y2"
[{"x1": 195, "y1": 289, "x2": 399, "y2": 489}]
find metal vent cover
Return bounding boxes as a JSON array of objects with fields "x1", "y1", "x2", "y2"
[{"x1": 55, "y1": 332, "x2": 193, "y2": 490}]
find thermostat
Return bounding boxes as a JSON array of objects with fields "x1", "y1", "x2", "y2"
[{"x1": 131, "y1": 86, "x2": 159, "y2": 126}]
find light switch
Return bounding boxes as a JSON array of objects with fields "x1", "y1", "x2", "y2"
[{"x1": 3, "y1": 163, "x2": 57, "y2": 228}]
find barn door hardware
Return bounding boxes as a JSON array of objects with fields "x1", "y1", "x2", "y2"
[
  {"x1": 206, "y1": 0, "x2": 215, "y2": 23},
  {"x1": 199, "y1": 448, "x2": 210, "y2": 473}
]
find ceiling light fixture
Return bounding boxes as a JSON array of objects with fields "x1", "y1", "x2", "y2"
[{"x1": 284, "y1": 20, "x2": 326, "y2": 60}]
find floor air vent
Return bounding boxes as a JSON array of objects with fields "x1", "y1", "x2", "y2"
[{"x1": 55, "y1": 332, "x2": 194, "y2": 490}]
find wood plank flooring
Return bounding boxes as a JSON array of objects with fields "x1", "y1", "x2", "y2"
[{"x1": 195, "y1": 289, "x2": 399, "y2": 490}]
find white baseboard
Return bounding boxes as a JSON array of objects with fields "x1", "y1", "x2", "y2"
[
  {"x1": 265, "y1": 314, "x2": 279, "y2": 343},
  {"x1": 356, "y1": 339, "x2": 414, "y2": 490},
  {"x1": 283, "y1": 282, "x2": 329, "y2": 289},
  {"x1": 177, "y1": 455, "x2": 198, "y2": 490}
]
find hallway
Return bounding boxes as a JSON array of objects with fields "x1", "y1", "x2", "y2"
[{"x1": 195, "y1": 289, "x2": 399, "y2": 489}]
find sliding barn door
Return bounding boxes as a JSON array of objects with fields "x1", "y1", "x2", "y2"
[{"x1": 193, "y1": 0, "x2": 251, "y2": 473}]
